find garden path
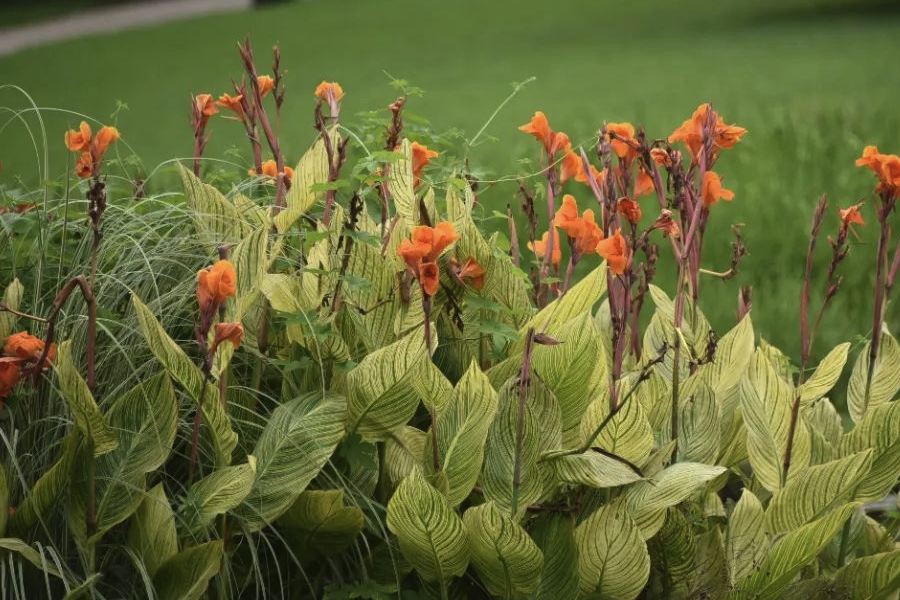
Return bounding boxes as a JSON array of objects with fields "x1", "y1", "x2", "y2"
[{"x1": 0, "y1": 0, "x2": 252, "y2": 57}]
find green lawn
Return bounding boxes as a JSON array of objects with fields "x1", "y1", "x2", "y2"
[{"x1": 1, "y1": 0, "x2": 900, "y2": 381}]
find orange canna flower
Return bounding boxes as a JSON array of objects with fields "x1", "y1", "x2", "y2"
[
  {"x1": 250, "y1": 160, "x2": 294, "y2": 182},
  {"x1": 64, "y1": 121, "x2": 92, "y2": 152},
  {"x1": 0, "y1": 356, "x2": 25, "y2": 406},
  {"x1": 560, "y1": 148, "x2": 585, "y2": 184},
  {"x1": 606, "y1": 122, "x2": 639, "y2": 165},
  {"x1": 216, "y1": 93, "x2": 245, "y2": 119},
  {"x1": 649, "y1": 209, "x2": 681, "y2": 238},
  {"x1": 839, "y1": 203, "x2": 865, "y2": 230},
  {"x1": 197, "y1": 260, "x2": 237, "y2": 315},
  {"x1": 93, "y1": 126, "x2": 120, "y2": 161},
  {"x1": 669, "y1": 103, "x2": 746, "y2": 162},
  {"x1": 617, "y1": 198, "x2": 642, "y2": 226},
  {"x1": 856, "y1": 146, "x2": 900, "y2": 197},
  {"x1": 410, "y1": 142, "x2": 439, "y2": 188},
  {"x1": 75, "y1": 152, "x2": 93, "y2": 179},
  {"x1": 576, "y1": 164, "x2": 607, "y2": 188},
  {"x1": 420, "y1": 262, "x2": 440, "y2": 296},
  {"x1": 519, "y1": 111, "x2": 554, "y2": 153},
  {"x1": 575, "y1": 209, "x2": 604, "y2": 255},
  {"x1": 450, "y1": 257, "x2": 485, "y2": 290},
  {"x1": 3, "y1": 331, "x2": 55, "y2": 367},
  {"x1": 701, "y1": 171, "x2": 735, "y2": 208},
  {"x1": 194, "y1": 94, "x2": 218, "y2": 130},
  {"x1": 257, "y1": 75, "x2": 275, "y2": 98},
  {"x1": 398, "y1": 238, "x2": 432, "y2": 275},
  {"x1": 595, "y1": 228, "x2": 630, "y2": 275},
  {"x1": 634, "y1": 168, "x2": 655, "y2": 198},
  {"x1": 553, "y1": 195, "x2": 583, "y2": 238},
  {"x1": 650, "y1": 148, "x2": 672, "y2": 167},
  {"x1": 528, "y1": 230, "x2": 562, "y2": 266},
  {"x1": 314, "y1": 81, "x2": 344, "y2": 103},
  {"x1": 210, "y1": 322, "x2": 244, "y2": 355}
]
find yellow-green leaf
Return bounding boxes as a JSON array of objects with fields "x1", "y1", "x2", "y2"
[
  {"x1": 129, "y1": 483, "x2": 177, "y2": 577},
  {"x1": 152, "y1": 541, "x2": 223, "y2": 600},
  {"x1": 180, "y1": 457, "x2": 257, "y2": 538},
  {"x1": 799, "y1": 342, "x2": 850, "y2": 406},
  {"x1": 384, "y1": 426, "x2": 427, "y2": 488},
  {"x1": 529, "y1": 513, "x2": 580, "y2": 600},
  {"x1": 55, "y1": 341, "x2": 117, "y2": 456},
  {"x1": 0, "y1": 278, "x2": 24, "y2": 339},
  {"x1": 726, "y1": 489, "x2": 769, "y2": 586},
  {"x1": 848, "y1": 333, "x2": 900, "y2": 423},
  {"x1": 278, "y1": 490, "x2": 365, "y2": 559},
  {"x1": 835, "y1": 550, "x2": 900, "y2": 600},
  {"x1": 179, "y1": 163, "x2": 248, "y2": 245},
  {"x1": 275, "y1": 136, "x2": 331, "y2": 232}
]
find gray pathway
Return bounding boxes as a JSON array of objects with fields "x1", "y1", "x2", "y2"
[{"x1": 0, "y1": 0, "x2": 253, "y2": 57}]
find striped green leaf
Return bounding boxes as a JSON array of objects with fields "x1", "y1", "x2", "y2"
[
  {"x1": 546, "y1": 449, "x2": 642, "y2": 489},
  {"x1": 129, "y1": 483, "x2": 177, "y2": 577},
  {"x1": 848, "y1": 333, "x2": 900, "y2": 423},
  {"x1": 0, "y1": 538, "x2": 63, "y2": 579},
  {"x1": 236, "y1": 392, "x2": 346, "y2": 531},
  {"x1": 387, "y1": 470, "x2": 469, "y2": 584},
  {"x1": 425, "y1": 363, "x2": 498, "y2": 506},
  {"x1": 696, "y1": 314, "x2": 754, "y2": 404},
  {"x1": 179, "y1": 164, "x2": 248, "y2": 245},
  {"x1": 624, "y1": 463, "x2": 726, "y2": 540},
  {"x1": 799, "y1": 342, "x2": 850, "y2": 406},
  {"x1": 835, "y1": 550, "x2": 900, "y2": 600},
  {"x1": 8, "y1": 433, "x2": 80, "y2": 536},
  {"x1": 726, "y1": 489, "x2": 769, "y2": 586},
  {"x1": 740, "y1": 348, "x2": 810, "y2": 492},
  {"x1": 529, "y1": 513, "x2": 580, "y2": 600},
  {"x1": 532, "y1": 313, "x2": 606, "y2": 446},
  {"x1": 0, "y1": 278, "x2": 23, "y2": 339},
  {"x1": 854, "y1": 441, "x2": 900, "y2": 503},
  {"x1": 70, "y1": 372, "x2": 178, "y2": 545},
  {"x1": 275, "y1": 136, "x2": 331, "y2": 232},
  {"x1": 260, "y1": 273, "x2": 317, "y2": 314},
  {"x1": 152, "y1": 541, "x2": 223, "y2": 600},
  {"x1": 692, "y1": 528, "x2": 729, "y2": 599},
  {"x1": 179, "y1": 457, "x2": 257, "y2": 538},
  {"x1": 648, "y1": 508, "x2": 695, "y2": 597},
  {"x1": 575, "y1": 498, "x2": 650, "y2": 600},
  {"x1": 132, "y1": 294, "x2": 237, "y2": 467},
  {"x1": 481, "y1": 389, "x2": 542, "y2": 520},
  {"x1": 463, "y1": 501, "x2": 543, "y2": 598},
  {"x1": 648, "y1": 284, "x2": 711, "y2": 352},
  {"x1": 806, "y1": 398, "x2": 843, "y2": 446},
  {"x1": 278, "y1": 490, "x2": 365, "y2": 559},
  {"x1": 346, "y1": 328, "x2": 430, "y2": 441},
  {"x1": 388, "y1": 138, "x2": 416, "y2": 226},
  {"x1": 766, "y1": 451, "x2": 872, "y2": 535},
  {"x1": 225, "y1": 226, "x2": 269, "y2": 323},
  {"x1": 839, "y1": 400, "x2": 900, "y2": 502},
  {"x1": 733, "y1": 503, "x2": 856, "y2": 600},
  {"x1": 385, "y1": 426, "x2": 427, "y2": 488},
  {"x1": 55, "y1": 341, "x2": 117, "y2": 456},
  {"x1": 678, "y1": 375, "x2": 720, "y2": 465}
]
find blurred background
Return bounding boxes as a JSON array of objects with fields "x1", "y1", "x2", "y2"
[{"x1": 1, "y1": 0, "x2": 900, "y2": 398}]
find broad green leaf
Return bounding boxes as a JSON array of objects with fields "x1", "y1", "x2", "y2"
[
  {"x1": 225, "y1": 226, "x2": 269, "y2": 323},
  {"x1": 260, "y1": 273, "x2": 317, "y2": 314},
  {"x1": 276, "y1": 136, "x2": 331, "y2": 232},
  {"x1": 835, "y1": 551, "x2": 900, "y2": 600},
  {"x1": 726, "y1": 490, "x2": 769, "y2": 586},
  {"x1": 624, "y1": 463, "x2": 726, "y2": 539},
  {"x1": 388, "y1": 138, "x2": 416, "y2": 226},
  {"x1": 346, "y1": 328, "x2": 430, "y2": 441},
  {"x1": 179, "y1": 457, "x2": 257, "y2": 538},
  {"x1": 677, "y1": 375, "x2": 720, "y2": 465},
  {"x1": 740, "y1": 348, "x2": 810, "y2": 492},
  {"x1": 463, "y1": 502, "x2": 544, "y2": 598},
  {"x1": 575, "y1": 498, "x2": 650, "y2": 600},
  {"x1": 70, "y1": 372, "x2": 178, "y2": 544},
  {"x1": 237, "y1": 392, "x2": 346, "y2": 530},
  {"x1": 179, "y1": 163, "x2": 248, "y2": 244},
  {"x1": 848, "y1": 333, "x2": 900, "y2": 423},
  {"x1": 385, "y1": 426, "x2": 427, "y2": 488},
  {"x1": 766, "y1": 451, "x2": 872, "y2": 534},
  {"x1": 517, "y1": 265, "x2": 606, "y2": 348},
  {"x1": 425, "y1": 363, "x2": 498, "y2": 506},
  {"x1": 0, "y1": 538, "x2": 63, "y2": 578},
  {"x1": 799, "y1": 343, "x2": 851, "y2": 405},
  {"x1": 153, "y1": 541, "x2": 223, "y2": 600},
  {"x1": 839, "y1": 401, "x2": 900, "y2": 502},
  {"x1": 648, "y1": 284, "x2": 711, "y2": 352},
  {"x1": 806, "y1": 398, "x2": 844, "y2": 446},
  {"x1": 545, "y1": 449, "x2": 642, "y2": 489},
  {"x1": 0, "y1": 278, "x2": 23, "y2": 339},
  {"x1": 696, "y1": 314, "x2": 754, "y2": 404},
  {"x1": 733, "y1": 503, "x2": 856, "y2": 599},
  {"x1": 278, "y1": 490, "x2": 365, "y2": 559},
  {"x1": 412, "y1": 358, "x2": 453, "y2": 413},
  {"x1": 55, "y1": 341, "x2": 117, "y2": 456},
  {"x1": 231, "y1": 192, "x2": 270, "y2": 229},
  {"x1": 8, "y1": 433, "x2": 80, "y2": 535},
  {"x1": 529, "y1": 513, "x2": 580, "y2": 600},
  {"x1": 129, "y1": 483, "x2": 177, "y2": 577},
  {"x1": 133, "y1": 294, "x2": 237, "y2": 467},
  {"x1": 387, "y1": 470, "x2": 469, "y2": 584},
  {"x1": 481, "y1": 390, "x2": 542, "y2": 520},
  {"x1": 692, "y1": 528, "x2": 730, "y2": 600},
  {"x1": 642, "y1": 310, "x2": 688, "y2": 382},
  {"x1": 532, "y1": 313, "x2": 606, "y2": 445},
  {"x1": 648, "y1": 508, "x2": 695, "y2": 597},
  {"x1": 854, "y1": 440, "x2": 900, "y2": 503}
]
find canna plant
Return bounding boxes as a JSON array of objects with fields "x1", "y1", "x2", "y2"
[{"x1": 1, "y1": 38, "x2": 900, "y2": 600}]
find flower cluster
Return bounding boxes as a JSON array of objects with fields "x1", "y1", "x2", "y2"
[
  {"x1": 856, "y1": 146, "x2": 900, "y2": 200},
  {"x1": 0, "y1": 332, "x2": 55, "y2": 407},
  {"x1": 397, "y1": 222, "x2": 459, "y2": 296},
  {"x1": 249, "y1": 159, "x2": 295, "y2": 184},
  {"x1": 64, "y1": 121, "x2": 120, "y2": 179},
  {"x1": 197, "y1": 259, "x2": 237, "y2": 337}
]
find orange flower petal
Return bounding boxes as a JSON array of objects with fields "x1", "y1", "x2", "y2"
[
  {"x1": 64, "y1": 121, "x2": 92, "y2": 153},
  {"x1": 420, "y1": 262, "x2": 440, "y2": 296},
  {"x1": 257, "y1": 75, "x2": 275, "y2": 98},
  {"x1": 701, "y1": 170, "x2": 734, "y2": 208},
  {"x1": 314, "y1": 81, "x2": 344, "y2": 103}
]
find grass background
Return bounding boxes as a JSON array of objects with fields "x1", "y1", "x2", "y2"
[{"x1": 1, "y1": 0, "x2": 900, "y2": 385}]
